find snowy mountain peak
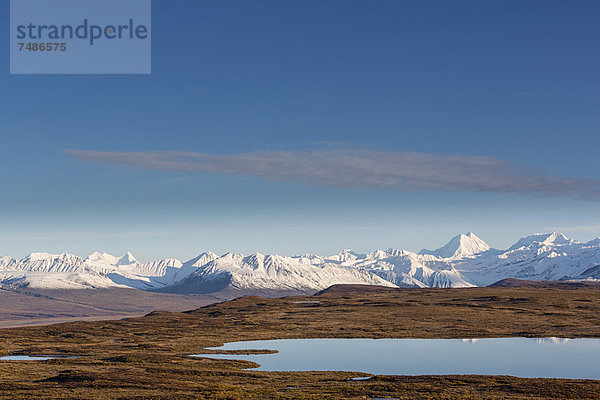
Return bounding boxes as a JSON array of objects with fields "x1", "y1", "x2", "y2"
[
  {"x1": 244, "y1": 252, "x2": 266, "y2": 267},
  {"x1": 585, "y1": 238, "x2": 600, "y2": 247},
  {"x1": 420, "y1": 232, "x2": 491, "y2": 259},
  {"x1": 328, "y1": 249, "x2": 365, "y2": 262},
  {"x1": 23, "y1": 252, "x2": 49, "y2": 261},
  {"x1": 508, "y1": 232, "x2": 571, "y2": 250},
  {"x1": 23, "y1": 252, "x2": 59, "y2": 261},
  {"x1": 86, "y1": 251, "x2": 120, "y2": 266},
  {"x1": 115, "y1": 252, "x2": 138, "y2": 266},
  {"x1": 22, "y1": 252, "x2": 81, "y2": 263},
  {"x1": 184, "y1": 251, "x2": 218, "y2": 268}
]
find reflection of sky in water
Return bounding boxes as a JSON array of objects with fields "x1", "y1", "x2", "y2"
[
  {"x1": 0, "y1": 355, "x2": 74, "y2": 361},
  {"x1": 192, "y1": 338, "x2": 600, "y2": 379}
]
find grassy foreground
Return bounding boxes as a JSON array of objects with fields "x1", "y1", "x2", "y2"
[{"x1": 0, "y1": 283, "x2": 599, "y2": 399}]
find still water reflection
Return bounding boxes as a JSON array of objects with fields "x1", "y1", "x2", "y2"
[{"x1": 191, "y1": 337, "x2": 600, "y2": 379}]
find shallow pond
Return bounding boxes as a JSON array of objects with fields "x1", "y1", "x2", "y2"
[{"x1": 191, "y1": 337, "x2": 600, "y2": 379}]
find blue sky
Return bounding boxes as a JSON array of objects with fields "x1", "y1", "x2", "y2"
[{"x1": 1, "y1": 0, "x2": 600, "y2": 261}]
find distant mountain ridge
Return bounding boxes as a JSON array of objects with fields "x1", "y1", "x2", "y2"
[{"x1": 1, "y1": 232, "x2": 600, "y2": 293}]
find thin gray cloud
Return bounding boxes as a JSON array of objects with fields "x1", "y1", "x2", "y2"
[{"x1": 64, "y1": 149, "x2": 600, "y2": 200}]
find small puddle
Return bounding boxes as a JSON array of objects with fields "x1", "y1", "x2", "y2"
[
  {"x1": 0, "y1": 355, "x2": 77, "y2": 361},
  {"x1": 292, "y1": 301, "x2": 321, "y2": 304}
]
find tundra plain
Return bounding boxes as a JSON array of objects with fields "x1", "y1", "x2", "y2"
[{"x1": 0, "y1": 282, "x2": 599, "y2": 399}]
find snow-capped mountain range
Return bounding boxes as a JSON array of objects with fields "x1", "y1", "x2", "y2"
[{"x1": 1, "y1": 232, "x2": 599, "y2": 292}]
